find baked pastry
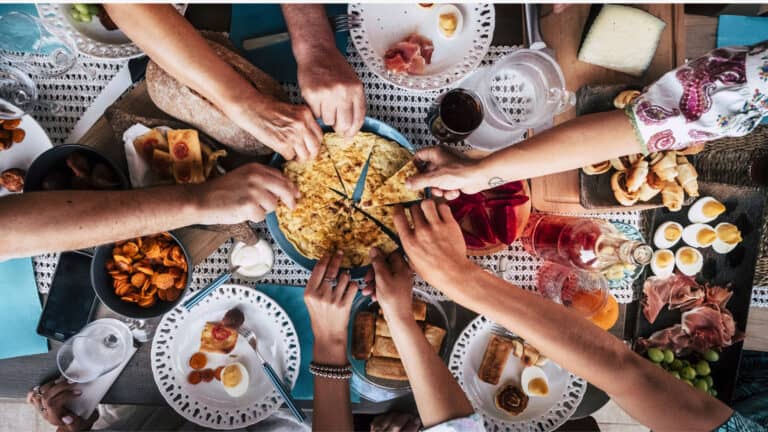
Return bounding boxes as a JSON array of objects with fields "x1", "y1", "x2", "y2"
[
  {"x1": 611, "y1": 171, "x2": 640, "y2": 206},
  {"x1": 352, "y1": 312, "x2": 375, "y2": 360},
  {"x1": 661, "y1": 181, "x2": 684, "y2": 212},
  {"x1": 167, "y1": 129, "x2": 205, "y2": 184},
  {"x1": 626, "y1": 160, "x2": 648, "y2": 193},
  {"x1": 495, "y1": 382, "x2": 529, "y2": 416},
  {"x1": 637, "y1": 182, "x2": 661, "y2": 202},
  {"x1": 652, "y1": 151, "x2": 678, "y2": 182},
  {"x1": 372, "y1": 336, "x2": 400, "y2": 359},
  {"x1": 133, "y1": 129, "x2": 168, "y2": 160},
  {"x1": 612, "y1": 90, "x2": 641, "y2": 109},
  {"x1": 423, "y1": 324, "x2": 446, "y2": 354},
  {"x1": 200, "y1": 322, "x2": 238, "y2": 354},
  {"x1": 366, "y1": 356, "x2": 408, "y2": 381},
  {"x1": 582, "y1": 161, "x2": 611, "y2": 175},
  {"x1": 478, "y1": 334, "x2": 514, "y2": 385},
  {"x1": 676, "y1": 157, "x2": 699, "y2": 197},
  {"x1": 1, "y1": 168, "x2": 25, "y2": 192}
]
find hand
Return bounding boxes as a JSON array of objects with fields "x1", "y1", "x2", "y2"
[
  {"x1": 304, "y1": 251, "x2": 359, "y2": 365},
  {"x1": 371, "y1": 411, "x2": 422, "y2": 432},
  {"x1": 406, "y1": 147, "x2": 485, "y2": 200},
  {"x1": 362, "y1": 249, "x2": 414, "y2": 322},
  {"x1": 26, "y1": 378, "x2": 97, "y2": 431},
  {"x1": 393, "y1": 201, "x2": 473, "y2": 289},
  {"x1": 196, "y1": 163, "x2": 299, "y2": 225},
  {"x1": 297, "y1": 45, "x2": 365, "y2": 138},
  {"x1": 227, "y1": 94, "x2": 323, "y2": 161}
]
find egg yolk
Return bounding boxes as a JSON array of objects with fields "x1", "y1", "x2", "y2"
[
  {"x1": 222, "y1": 365, "x2": 243, "y2": 388},
  {"x1": 656, "y1": 251, "x2": 674, "y2": 267},
  {"x1": 679, "y1": 248, "x2": 698, "y2": 265},
  {"x1": 703, "y1": 200, "x2": 726, "y2": 218},
  {"x1": 717, "y1": 224, "x2": 742, "y2": 244},
  {"x1": 528, "y1": 377, "x2": 549, "y2": 396},
  {"x1": 697, "y1": 229, "x2": 716, "y2": 246},
  {"x1": 664, "y1": 225, "x2": 681, "y2": 241},
  {"x1": 439, "y1": 13, "x2": 458, "y2": 36}
]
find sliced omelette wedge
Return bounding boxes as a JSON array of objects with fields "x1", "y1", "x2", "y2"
[{"x1": 367, "y1": 160, "x2": 424, "y2": 207}]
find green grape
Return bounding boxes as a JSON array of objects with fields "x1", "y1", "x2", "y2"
[
  {"x1": 647, "y1": 348, "x2": 664, "y2": 363},
  {"x1": 694, "y1": 379, "x2": 708, "y2": 392},
  {"x1": 69, "y1": 9, "x2": 82, "y2": 20},
  {"x1": 663, "y1": 349, "x2": 675, "y2": 364},
  {"x1": 684, "y1": 379, "x2": 694, "y2": 387},
  {"x1": 681, "y1": 366, "x2": 697, "y2": 380},
  {"x1": 681, "y1": 360, "x2": 691, "y2": 368},
  {"x1": 705, "y1": 376, "x2": 714, "y2": 387},
  {"x1": 73, "y1": 4, "x2": 90, "y2": 14},
  {"x1": 710, "y1": 388, "x2": 718, "y2": 397},
  {"x1": 670, "y1": 371, "x2": 681, "y2": 379},
  {"x1": 703, "y1": 349, "x2": 720, "y2": 362},
  {"x1": 695, "y1": 360, "x2": 711, "y2": 376},
  {"x1": 670, "y1": 359, "x2": 683, "y2": 370},
  {"x1": 87, "y1": 4, "x2": 101, "y2": 15}
]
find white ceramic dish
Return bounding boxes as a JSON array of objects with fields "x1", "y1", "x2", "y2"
[
  {"x1": 151, "y1": 284, "x2": 300, "y2": 430},
  {"x1": 348, "y1": 3, "x2": 495, "y2": 91},
  {"x1": 448, "y1": 316, "x2": 586, "y2": 432},
  {"x1": 0, "y1": 114, "x2": 52, "y2": 197}
]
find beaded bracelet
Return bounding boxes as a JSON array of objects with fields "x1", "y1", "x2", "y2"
[{"x1": 309, "y1": 362, "x2": 353, "y2": 380}]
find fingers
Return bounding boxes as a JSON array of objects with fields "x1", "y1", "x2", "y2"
[
  {"x1": 342, "y1": 278, "x2": 358, "y2": 306},
  {"x1": 321, "y1": 104, "x2": 336, "y2": 132},
  {"x1": 392, "y1": 205, "x2": 413, "y2": 239},
  {"x1": 332, "y1": 270, "x2": 351, "y2": 302},
  {"x1": 294, "y1": 140, "x2": 310, "y2": 163},
  {"x1": 369, "y1": 247, "x2": 389, "y2": 280},
  {"x1": 388, "y1": 250, "x2": 409, "y2": 274},
  {"x1": 405, "y1": 170, "x2": 437, "y2": 191},
  {"x1": 306, "y1": 253, "x2": 331, "y2": 292},
  {"x1": 437, "y1": 201, "x2": 455, "y2": 223},
  {"x1": 414, "y1": 146, "x2": 450, "y2": 165},
  {"x1": 350, "y1": 97, "x2": 366, "y2": 137},
  {"x1": 42, "y1": 381, "x2": 75, "y2": 404},
  {"x1": 303, "y1": 110, "x2": 323, "y2": 160},
  {"x1": 410, "y1": 203, "x2": 428, "y2": 229},
  {"x1": 335, "y1": 101, "x2": 354, "y2": 137},
  {"x1": 325, "y1": 250, "x2": 344, "y2": 282},
  {"x1": 444, "y1": 189, "x2": 461, "y2": 200},
  {"x1": 47, "y1": 389, "x2": 81, "y2": 410},
  {"x1": 420, "y1": 199, "x2": 441, "y2": 224}
]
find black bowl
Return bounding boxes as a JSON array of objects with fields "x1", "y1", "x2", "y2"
[
  {"x1": 91, "y1": 231, "x2": 192, "y2": 319},
  {"x1": 24, "y1": 144, "x2": 130, "y2": 192}
]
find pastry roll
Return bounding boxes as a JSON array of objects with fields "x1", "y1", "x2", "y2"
[
  {"x1": 662, "y1": 181, "x2": 684, "y2": 212},
  {"x1": 637, "y1": 182, "x2": 661, "y2": 202},
  {"x1": 375, "y1": 318, "x2": 391, "y2": 337},
  {"x1": 478, "y1": 334, "x2": 514, "y2": 385},
  {"x1": 372, "y1": 336, "x2": 401, "y2": 359},
  {"x1": 168, "y1": 129, "x2": 205, "y2": 184},
  {"x1": 611, "y1": 171, "x2": 640, "y2": 206},
  {"x1": 352, "y1": 312, "x2": 375, "y2": 360},
  {"x1": 424, "y1": 324, "x2": 446, "y2": 354},
  {"x1": 626, "y1": 160, "x2": 649, "y2": 193},
  {"x1": 134, "y1": 128, "x2": 168, "y2": 161},
  {"x1": 652, "y1": 151, "x2": 678, "y2": 182},
  {"x1": 676, "y1": 157, "x2": 699, "y2": 197},
  {"x1": 366, "y1": 356, "x2": 408, "y2": 381}
]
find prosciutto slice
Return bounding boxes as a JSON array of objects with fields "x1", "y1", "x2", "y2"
[
  {"x1": 384, "y1": 33, "x2": 434, "y2": 75},
  {"x1": 642, "y1": 274, "x2": 704, "y2": 324}
]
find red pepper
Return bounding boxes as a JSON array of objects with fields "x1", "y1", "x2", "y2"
[
  {"x1": 491, "y1": 204, "x2": 518, "y2": 244},
  {"x1": 468, "y1": 206, "x2": 497, "y2": 244},
  {"x1": 462, "y1": 229, "x2": 486, "y2": 248}
]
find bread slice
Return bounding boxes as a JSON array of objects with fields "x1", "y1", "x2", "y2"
[
  {"x1": 352, "y1": 312, "x2": 375, "y2": 360},
  {"x1": 478, "y1": 333, "x2": 514, "y2": 385},
  {"x1": 366, "y1": 356, "x2": 407, "y2": 381},
  {"x1": 200, "y1": 322, "x2": 238, "y2": 354}
]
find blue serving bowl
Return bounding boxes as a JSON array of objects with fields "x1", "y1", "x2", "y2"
[{"x1": 265, "y1": 117, "x2": 415, "y2": 279}]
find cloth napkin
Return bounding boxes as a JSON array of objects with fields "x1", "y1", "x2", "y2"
[
  {"x1": 255, "y1": 284, "x2": 360, "y2": 402},
  {"x1": 229, "y1": 4, "x2": 349, "y2": 83},
  {"x1": 65, "y1": 318, "x2": 138, "y2": 419},
  {"x1": 0, "y1": 258, "x2": 48, "y2": 360}
]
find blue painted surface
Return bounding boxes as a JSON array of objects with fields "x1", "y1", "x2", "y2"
[{"x1": 0, "y1": 258, "x2": 48, "y2": 360}]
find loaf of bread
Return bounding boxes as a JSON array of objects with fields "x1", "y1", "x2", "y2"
[
  {"x1": 366, "y1": 356, "x2": 408, "y2": 381},
  {"x1": 146, "y1": 40, "x2": 287, "y2": 156},
  {"x1": 352, "y1": 312, "x2": 375, "y2": 360},
  {"x1": 478, "y1": 334, "x2": 514, "y2": 385}
]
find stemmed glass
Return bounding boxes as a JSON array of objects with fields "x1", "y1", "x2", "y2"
[
  {"x1": 57, "y1": 322, "x2": 129, "y2": 383},
  {"x1": 0, "y1": 12, "x2": 78, "y2": 78},
  {"x1": 0, "y1": 64, "x2": 38, "y2": 120}
]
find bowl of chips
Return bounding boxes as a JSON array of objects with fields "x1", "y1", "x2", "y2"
[{"x1": 91, "y1": 231, "x2": 191, "y2": 319}]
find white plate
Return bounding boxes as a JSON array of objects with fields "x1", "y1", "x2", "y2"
[
  {"x1": 0, "y1": 114, "x2": 52, "y2": 197},
  {"x1": 36, "y1": 4, "x2": 188, "y2": 60},
  {"x1": 151, "y1": 284, "x2": 300, "y2": 430},
  {"x1": 349, "y1": 3, "x2": 495, "y2": 91},
  {"x1": 448, "y1": 316, "x2": 586, "y2": 432}
]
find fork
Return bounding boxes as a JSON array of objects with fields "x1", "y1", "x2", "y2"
[
  {"x1": 237, "y1": 327, "x2": 306, "y2": 423},
  {"x1": 490, "y1": 321, "x2": 516, "y2": 340},
  {"x1": 242, "y1": 14, "x2": 361, "y2": 51}
]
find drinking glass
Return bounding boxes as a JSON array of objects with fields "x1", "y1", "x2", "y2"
[
  {"x1": 425, "y1": 88, "x2": 484, "y2": 143},
  {"x1": 536, "y1": 261, "x2": 608, "y2": 317},
  {"x1": 0, "y1": 12, "x2": 78, "y2": 78},
  {"x1": 0, "y1": 64, "x2": 38, "y2": 119},
  {"x1": 57, "y1": 322, "x2": 128, "y2": 383}
]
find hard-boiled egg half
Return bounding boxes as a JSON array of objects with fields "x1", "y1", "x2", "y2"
[
  {"x1": 654, "y1": 221, "x2": 683, "y2": 249},
  {"x1": 682, "y1": 223, "x2": 716, "y2": 248},
  {"x1": 688, "y1": 197, "x2": 726, "y2": 224},
  {"x1": 520, "y1": 366, "x2": 549, "y2": 397},
  {"x1": 650, "y1": 249, "x2": 675, "y2": 278},
  {"x1": 221, "y1": 362, "x2": 249, "y2": 397},
  {"x1": 436, "y1": 4, "x2": 462, "y2": 39},
  {"x1": 675, "y1": 246, "x2": 703, "y2": 276},
  {"x1": 713, "y1": 223, "x2": 742, "y2": 254}
]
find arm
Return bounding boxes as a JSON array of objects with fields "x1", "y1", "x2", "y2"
[
  {"x1": 393, "y1": 200, "x2": 733, "y2": 432},
  {"x1": 304, "y1": 252, "x2": 357, "y2": 432},
  {"x1": 104, "y1": 4, "x2": 321, "y2": 161},
  {"x1": 408, "y1": 110, "x2": 638, "y2": 199},
  {"x1": 0, "y1": 163, "x2": 297, "y2": 260},
  {"x1": 365, "y1": 249, "x2": 474, "y2": 427},
  {"x1": 281, "y1": 5, "x2": 365, "y2": 137}
]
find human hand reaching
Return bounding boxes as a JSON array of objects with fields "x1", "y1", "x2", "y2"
[
  {"x1": 406, "y1": 147, "x2": 486, "y2": 200},
  {"x1": 27, "y1": 378, "x2": 97, "y2": 432},
  {"x1": 362, "y1": 249, "x2": 414, "y2": 322}
]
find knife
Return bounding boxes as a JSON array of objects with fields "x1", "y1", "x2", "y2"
[{"x1": 66, "y1": 57, "x2": 148, "y2": 143}]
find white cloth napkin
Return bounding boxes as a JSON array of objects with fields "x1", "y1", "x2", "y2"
[
  {"x1": 65, "y1": 319, "x2": 138, "y2": 419},
  {"x1": 122, "y1": 124, "x2": 174, "y2": 188}
]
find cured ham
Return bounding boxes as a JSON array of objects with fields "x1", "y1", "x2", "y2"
[
  {"x1": 642, "y1": 274, "x2": 704, "y2": 324},
  {"x1": 384, "y1": 33, "x2": 434, "y2": 75}
]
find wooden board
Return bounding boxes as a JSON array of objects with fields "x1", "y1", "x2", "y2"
[{"x1": 529, "y1": 4, "x2": 685, "y2": 213}]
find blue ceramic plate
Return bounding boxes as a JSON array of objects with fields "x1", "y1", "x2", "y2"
[
  {"x1": 608, "y1": 221, "x2": 647, "y2": 290},
  {"x1": 265, "y1": 117, "x2": 415, "y2": 279}
]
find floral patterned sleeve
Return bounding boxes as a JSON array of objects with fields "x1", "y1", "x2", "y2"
[
  {"x1": 422, "y1": 413, "x2": 486, "y2": 432},
  {"x1": 626, "y1": 40, "x2": 768, "y2": 153}
]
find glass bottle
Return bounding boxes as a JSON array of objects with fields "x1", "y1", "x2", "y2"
[{"x1": 521, "y1": 214, "x2": 652, "y2": 272}]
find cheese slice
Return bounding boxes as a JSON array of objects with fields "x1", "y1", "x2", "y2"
[{"x1": 577, "y1": 5, "x2": 666, "y2": 77}]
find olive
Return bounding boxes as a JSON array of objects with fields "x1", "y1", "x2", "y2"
[
  {"x1": 670, "y1": 359, "x2": 683, "y2": 370},
  {"x1": 694, "y1": 379, "x2": 708, "y2": 392},
  {"x1": 663, "y1": 349, "x2": 675, "y2": 364},
  {"x1": 681, "y1": 366, "x2": 697, "y2": 380},
  {"x1": 703, "y1": 349, "x2": 720, "y2": 362},
  {"x1": 647, "y1": 348, "x2": 664, "y2": 363},
  {"x1": 696, "y1": 360, "x2": 711, "y2": 376}
]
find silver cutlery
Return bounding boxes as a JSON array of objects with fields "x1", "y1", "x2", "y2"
[{"x1": 181, "y1": 266, "x2": 239, "y2": 310}]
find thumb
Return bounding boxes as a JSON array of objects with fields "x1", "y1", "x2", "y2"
[
  {"x1": 414, "y1": 146, "x2": 450, "y2": 165},
  {"x1": 406, "y1": 170, "x2": 441, "y2": 191},
  {"x1": 369, "y1": 248, "x2": 390, "y2": 283}
]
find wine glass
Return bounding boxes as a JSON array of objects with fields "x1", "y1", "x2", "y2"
[
  {"x1": 57, "y1": 322, "x2": 128, "y2": 383},
  {"x1": 0, "y1": 64, "x2": 38, "y2": 120},
  {"x1": 0, "y1": 12, "x2": 78, "y2": 78}
]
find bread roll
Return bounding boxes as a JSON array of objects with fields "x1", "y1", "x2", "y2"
[
  {"x1": 146, "y1": 40, "x2": 287, "y2": 156},
  {"x1": 478, "y1": 334, "x2": 514, "y2": 385},
  {"x1": 366, "y1": 356, "x2": 408, "y2": 381},
  {"x1": 424, "y1": 324, "x2": 446, "y2": 353},
  {"x1": 352, "y1": 312, "x2": 375, "y2": 360},
  {"x1": 372, "y1": 336, "x2": 400, "y2": 359}
]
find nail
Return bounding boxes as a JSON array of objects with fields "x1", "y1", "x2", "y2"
[
  {"x1": 62, "y1": 416, "x2": 74, "y2": 425},
  {"x1": 337, "y1": 249, "x2": 344, "y2": 256},
  {"x1": 73, "y1": 390, "x2": 82, "y2": 396}
]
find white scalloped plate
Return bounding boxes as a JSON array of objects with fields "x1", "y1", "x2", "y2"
[
  {"x1": 151, "y1": 284, "x2": 300, "y2": 430},
  {"x1": 36, "y1": 4, "x2": 187, "y2": 60},
  {"x1": 448, "y1": 316, "x2": 586, "y2": 432},
  {"x1": 348, "y1": 3, "x2": 495, "y2": 91}
]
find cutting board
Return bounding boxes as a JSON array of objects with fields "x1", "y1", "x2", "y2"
[{"x1": 529, "y1": 4, "x2": 685, "y2": 214}]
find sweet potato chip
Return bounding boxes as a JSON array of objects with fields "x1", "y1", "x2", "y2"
[
  {"x1": 113, "y1": 255, "x2": 132, "y2": 265},
  {"x1": 138, "y1": 295, "x2": 156, "y2": 308},
  {"x1": 135, "y1": 265, "x2": 154, "y2": 276},
  {"x1": 174, "y1": 273, "x2": 187, "y2": 290},
  {"x1": 130, "y1": 273, "x2": 147, "y2": 287},
  {"x1": 122, "y1": 242, "x2": 140, "y2": 258},
  {"x1": 153, "y1": 273, "x2": 175, "y2": 290},
  {"x1": 164, "y1": 287, "x2": 181, "y2": 301}
]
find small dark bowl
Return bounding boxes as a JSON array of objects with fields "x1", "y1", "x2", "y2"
[
  {"x1": 24, "y1": 144, "x2": 130, "y2": 192},
  {"x1": 91, "y1": 231, "x2": 192, "y2": 319}
]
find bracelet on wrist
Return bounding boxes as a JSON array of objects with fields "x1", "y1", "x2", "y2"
[{"x1": 309, "y1": 361, "x2": 352, "y2": 380}]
